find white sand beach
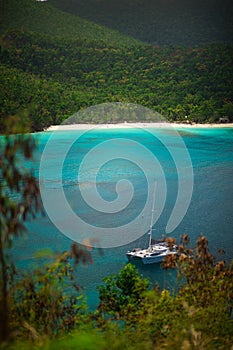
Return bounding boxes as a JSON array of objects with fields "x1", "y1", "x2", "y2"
[{"x1": 46, "y1": 122, "x2": 233, "y2": 131}]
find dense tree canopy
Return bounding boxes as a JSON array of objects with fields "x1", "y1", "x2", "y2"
[
  {"x1": 0, "y1": 0, "x2": 232, "y2": 132},
  {"x1": 1, "y1": 30, "x2": 232, "y2": 132}
]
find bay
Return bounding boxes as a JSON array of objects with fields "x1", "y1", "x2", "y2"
[{"x1": 11, "y1": 126, "x2": 233, "y2": 309}]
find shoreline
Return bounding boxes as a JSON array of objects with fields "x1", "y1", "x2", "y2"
[{"x1": 46, "y1": 122, "x2": 233, "y2": 131}]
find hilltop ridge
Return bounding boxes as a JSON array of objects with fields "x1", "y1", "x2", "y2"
[
  {"x1": 50, "y1": 0, "x2": 233, "y2": 46},
  {"x1": 0, "y1": 0, "x2": 143, "y2": 47}
]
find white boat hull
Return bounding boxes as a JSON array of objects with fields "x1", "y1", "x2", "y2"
[
  {"x1": 141, "y1": 251, "x2": 176, "y2": 264},
  {"x1": 126, "y1": 243, "x2": 177, "y2": 264}
]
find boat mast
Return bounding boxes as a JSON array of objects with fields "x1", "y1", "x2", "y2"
[{"x1": 148, "y1": 182, "x2": 156, "y2": 249}]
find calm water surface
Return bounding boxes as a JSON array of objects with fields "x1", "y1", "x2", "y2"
[{"x1": 11, "y1": 127, "x2": 233, "y2": 308}]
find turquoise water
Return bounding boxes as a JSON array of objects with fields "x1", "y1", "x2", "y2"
[{"x1": 11, "y1": 126, "x2": 233, "y2": 308}]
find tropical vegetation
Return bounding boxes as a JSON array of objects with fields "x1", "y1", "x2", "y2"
[
  {"x1": 0, "y1": 1, "x2": 233, "y2": 348},
  {"x1": 0, "y1": 0, "x2": 233, "y2": 132}
]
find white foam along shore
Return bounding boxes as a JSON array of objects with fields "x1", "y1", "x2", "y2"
[{"x1": 46, "y1": 122, "x2": 233, "y2": 131}]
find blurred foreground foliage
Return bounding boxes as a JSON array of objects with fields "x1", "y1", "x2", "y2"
[
  {"x1": 0, "y1": 117, "x2": 42, "y2": 341},
  {"x1": 2, "y1": 234, "x2": 233, "y2": 349}
]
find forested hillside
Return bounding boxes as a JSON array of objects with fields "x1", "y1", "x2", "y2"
[
  {"x1": 0, "y1": 0, "x2": 233, "y2": 132},
  {"x1": 50, "y1": 0, "x2": 233, "y2": 46},
  {"x1": 1, "y1": 30, "x2": 232, "y2": 131},
  {"x1": 0, "y1": 0, "x2": 142, "y2": 46}
]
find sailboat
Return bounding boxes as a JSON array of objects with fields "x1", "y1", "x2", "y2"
[{"x1": 126, "y1": 184, "x2": 177, "y2": 264}]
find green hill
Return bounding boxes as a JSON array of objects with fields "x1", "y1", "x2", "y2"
[
  {"x1": 0, "y1": 0, "x2": 232, "y2": 132},
  {"x1": 1, "y1": 29, "x2": 232, "y2": 131},
  {"x1": 50, "y1": 0, "x2": 233, "y2": 46},
  {"x1": 0, "y1": 0, "x2": 143, "y2": 47}
]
